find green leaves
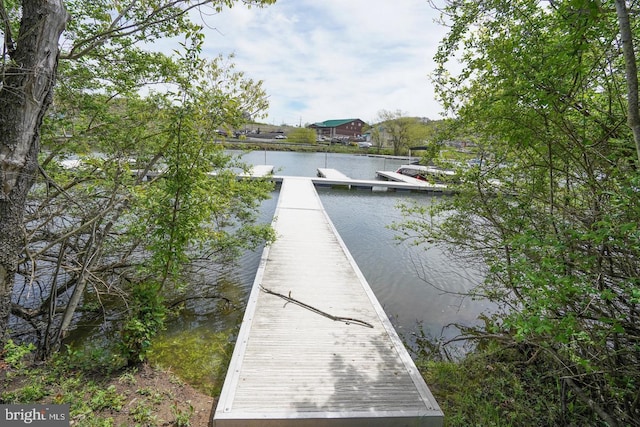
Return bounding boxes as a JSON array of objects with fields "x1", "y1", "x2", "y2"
[
  {"x1": 374, "y1": 110, "x2": 433, "y2": 156},
  {"x1": 2, "y1": 340, "x2": 36, "y2": 370},
  {"x1": 408, "y1": 0, "x2": 640, "y2": 423},
  {"x1": 120, "y1": 281, "x2": 166, "y2": 364},
  {"x1": 12, "y1": 0, "x2": 277, "y2": 361}
]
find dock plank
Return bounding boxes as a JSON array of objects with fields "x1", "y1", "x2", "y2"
[{"x1": 213, "y1": 177, "x2": 443, "y2": 427}]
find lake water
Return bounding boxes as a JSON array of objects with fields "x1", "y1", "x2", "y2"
[
  {"x1": 236, "y1": 148, "x2": 407, "y2": 180},
  {"x1": 211, "y1": 150, "x2": 493, "y2": 348}
]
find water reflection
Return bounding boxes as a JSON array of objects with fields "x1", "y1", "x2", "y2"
[
  {"x1": 318, "y1": 189, "x2": 491, "y2": 344},
  {"x1": 166, "y1": 150, "x2": 493, "y2": 349}
]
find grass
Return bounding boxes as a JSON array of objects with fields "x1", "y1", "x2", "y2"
[
  {"x1": 414, "y1": 338, "x2": 600, "y2": 427},
  {"x1": 1, "y1": 340, "x2": 214, "y2": 427}
]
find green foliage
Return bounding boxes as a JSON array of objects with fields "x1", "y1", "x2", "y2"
[
  {"x1": 287, "y1": 127, "x2": 317, "y2": 144},
  {"x1": 127, "y1": 42, "x2": 275, "y2": 290},
  {"x1": 374, "y1": 110, "x2": 432, "y2": 155},
  {"x1": 90, "y1": 385, "x2": 126, "y2": 411},
  {"x1": 129, "y1": 401, "x2": 158, "y2": 424},
  {"x1": 0, "y1": 347, "x2": 204, "y2": 426},
  {"x1": 1, "y1": 383, "x2": 48, "y2": 403},
  {"x1": 2, "y1": 340, "x2": 36, "y2": 369},
  {"x1": 172, "y1": 402, "x2": 194, "y2": 427},
  {"x1": 75, "y1": 419, "x2": 115, "y2": 427},
  {"x1": 0, "y1": 0, "x2": 20, "y2": 43},
  {"x1": 14, "y1": 1, "x2": 276, "y2": 362},
  {"x1": 397, "y1": 0, "x2": 640, "y2": 424},
  {"x1": 4, "y1": 0, "x2": 277, "y2": 357},
  {"x1": 120, "y1": 283, "x2": 167, "y2": 365},
  {"x1": 418, "y1": 338, "x2": 597, "y2": 426},
  {"x1": 0, "y1": 355, "x2": 126, "y2": 423}
]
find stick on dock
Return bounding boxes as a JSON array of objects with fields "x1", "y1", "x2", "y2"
[{"x1": 213, "y1": 177, "x2": 443, "y2": 427}]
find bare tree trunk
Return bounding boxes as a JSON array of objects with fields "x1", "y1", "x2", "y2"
[
  {"x1": 0, "y1": 0, "x2": 69, "y2": 346},
  {"x1": 614, "y1": 0, "x2": 640, "y2": 165}
]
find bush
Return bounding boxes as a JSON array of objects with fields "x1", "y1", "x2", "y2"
[{"x1": 418, "y1": 338, "x2": 598, "y2": 426}]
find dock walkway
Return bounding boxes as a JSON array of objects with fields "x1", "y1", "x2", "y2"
[{"x1": 213, "y1": 177, "x2": 443, "y2": 427}]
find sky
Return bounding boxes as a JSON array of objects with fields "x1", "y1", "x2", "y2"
[{"x1": 199, "y1": 0, "x2": 448, "y2": 126}]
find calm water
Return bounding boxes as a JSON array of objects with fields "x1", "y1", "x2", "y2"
[
  {"x1": 213, "y1": 150, "x2": 493, "y2": 347},
  {"x1": 233, "y1": 149, "x2": 408, "y2": 179}
]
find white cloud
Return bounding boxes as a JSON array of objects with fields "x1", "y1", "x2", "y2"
[{"x1": 199, "y1": 0, "x2": 447, "y2": 125}]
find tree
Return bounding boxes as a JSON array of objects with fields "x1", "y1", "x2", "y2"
[
  {"x1": 287, "y1": 127, "x2": 316, "y2": 144},
  {"x1": 12, "y1": 42, "x2": 275, "y2": 361},
  {"x1": 367, "y1": 124, "x2": 385, "y2": 152},
  {"x1": 0, "y1": 0, "x2": 69, "y2": 348},
  {"x1": 399, "y1": 0, "x2": 640, "y2": 424},
  {"x1": 412, "y1": 119, "x2": 450, "y2": 166},
  {"x1": 0, "y1": 0, "x2": 275, "y2": 352},
  {"x1": 375, "y1": 109, "x2": 430, "y2": 155}
]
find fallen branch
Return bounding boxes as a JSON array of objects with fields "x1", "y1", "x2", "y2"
[{"x1": 259, "y1": 285, "x2": 374, "y2": 328}]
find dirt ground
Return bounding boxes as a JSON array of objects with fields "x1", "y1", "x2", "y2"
[
  {"x1": 1, "y1": 361, "x2": 217, "y2": 427},
  {"x1": 101, "y1": 363, "x2": 216, "y2": 426}
]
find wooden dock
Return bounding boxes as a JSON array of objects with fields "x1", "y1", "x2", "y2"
[{"x1": 212, "y1": 177, "x2": 443, "y2": 427}]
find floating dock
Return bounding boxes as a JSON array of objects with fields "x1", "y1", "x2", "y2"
[
  {"x1": 212, "y1": 177, "x2": 443, "y2": 427},
  {"x1": 312, "y1": 168, "x2": 445, "y2": 192},
  {"x1": 317, "y1": 168, "x2": 351, "y2": 180},
  {"x1": 247, "y1": 165, "x2": 275, "y2": 177},
  {"x1": 375, "y1": 171, "x2": 448, "y2": 191}
]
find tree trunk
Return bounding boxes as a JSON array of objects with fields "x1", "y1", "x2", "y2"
[
  {"x1": 614, "y1": 0, "x2": 640, "y2": 165},
  {"x1": 0, "y1": 0, "x2": 69, "y2": 346}
]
